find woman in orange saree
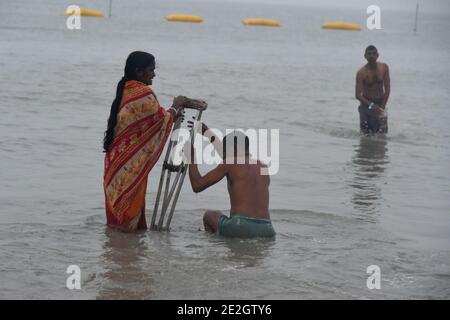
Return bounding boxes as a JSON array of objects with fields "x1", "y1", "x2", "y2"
[{"x1": 103, "y1": 51, "x2": 203, "y2": 232}]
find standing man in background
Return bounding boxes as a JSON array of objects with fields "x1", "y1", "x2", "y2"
[{"x1": 355, "y1": 45, "x2": 390, "y2": 134}]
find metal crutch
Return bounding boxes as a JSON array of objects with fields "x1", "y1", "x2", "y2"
[
  {"x1": 150, "y1": 115, "x2": 183, "y2": 230},
  {"x1": 163, "y1": 111, "x2": 203, "y2": 231},
  {"x1": 151, "y1": 109, "x2": 203, "y2": 231}
]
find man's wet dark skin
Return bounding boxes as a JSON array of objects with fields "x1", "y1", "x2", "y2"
[
  {"x1": 187, "y1": 128, "x2": 275, "y2": 238},
  {"x1": 355, "y1": 45, "x2": 390, "y2": 134}
]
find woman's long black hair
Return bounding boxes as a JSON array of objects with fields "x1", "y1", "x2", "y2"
[{"x1": 103, "y1": 51, "x2": 155, "y2": 152}]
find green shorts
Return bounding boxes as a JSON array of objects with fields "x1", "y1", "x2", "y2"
[{"x1": 218, "y1": 214, "x2": 275, "y2": 238}]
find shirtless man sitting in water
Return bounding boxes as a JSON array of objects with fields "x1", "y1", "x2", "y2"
[
  {"x1": 188, "y1": 127, "x2": 275, "y2": 238},
  {"x1": 355, "y1": 45, "x2": 390, "y2": 134}
]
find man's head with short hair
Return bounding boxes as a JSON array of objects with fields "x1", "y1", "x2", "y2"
[
  {"x1": 222, "y1": 131, "x2": 250, "y2": 161},
  {"x1": 364, "y1": 45, "x2": 379, "y2": 63},
  {"x1": 365, "y1": 45, "x2": 378, "y2": 54}
]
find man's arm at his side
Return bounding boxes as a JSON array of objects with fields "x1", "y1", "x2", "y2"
[
  {"x1": 381, "y1": 64, "x2": 390, "y2": 108},
  {"x1": 355, "y1": 69, "x2": 370, "y2": 106}
]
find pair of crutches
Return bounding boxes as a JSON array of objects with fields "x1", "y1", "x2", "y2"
[{"x1": 150, "y1": 108, "x2": 203, "y2": 231}]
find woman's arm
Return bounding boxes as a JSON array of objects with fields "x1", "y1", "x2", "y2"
[
  {"x1": 184, "y1": 98, "x2": 208, "y2": 111},
  {"x1": 167, "y1": 96, "x2": 188, "y2": 120}
]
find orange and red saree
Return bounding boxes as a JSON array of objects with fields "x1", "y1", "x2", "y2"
[{"x1": 104, "y1": 80, "x2": 175, "y2": 231}]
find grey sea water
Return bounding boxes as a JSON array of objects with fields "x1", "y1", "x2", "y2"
[{"x1": 0, "y1": 0, "x2": 449, "y2": 299}]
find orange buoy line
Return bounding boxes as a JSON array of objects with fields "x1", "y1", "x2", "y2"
[
  {"x1": 165, "y1": 14, "x2": 204, "y2": 23},
  {"x1": 322, "y1": 21, "x2": 361, "y2": 31},
  {"x1": 64, "y1": 8, "x2": 104, "y2": 17},
  {"x1": 242, "y1": 18, "x2": 280, "y2": 27}
]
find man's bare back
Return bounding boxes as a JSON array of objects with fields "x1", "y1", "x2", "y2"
[{"x1": 225, "y1": 158, "x2": 270, "y2": 219}]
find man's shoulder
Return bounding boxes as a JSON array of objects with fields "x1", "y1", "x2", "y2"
[
  {"x1": 357, "y1": 65, "x2": 367, "y2": 75},
  {"x1": 216, "y1": 163, "x2": 229, "y2": 171},
  {"x1": 225, "y1": 159, "x2": 264, "y2": 173},
  {"x1": 378, "y1": 62, "x2": 389, "y2": 69}
]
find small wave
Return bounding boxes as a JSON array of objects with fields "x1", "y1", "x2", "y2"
[
  {"x1": 66, "y1": 125, "x2": 92, "y2": 130},
  {"x1": 288, "y1": 120, "x2": 308, "y2": 128},
  {"x1": 0, "y1": 25, "x2": 63, "y2": 32},
  {"x1": 271, "y1": 209, "x2": 361, "y2": 228},
  {"x1": 288, "y1": 120, "x2": 361, "y2": 140},
  {"x1": 14, "y1": 96, "x2": 34, "y2": 102},
  {"x1": 314, "y1": 99, "x2": 330, "y2": 104},
  {"x1": 289, "y1": 115, "x2": 447, "y2": 147},
  {"x1": 329, "y1": 128, "x2": 361, "y2": 139}
]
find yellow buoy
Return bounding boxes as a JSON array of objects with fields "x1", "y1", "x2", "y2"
[
  {"x1": 64, "y1": 8, "x2": 104, "y2": 17},
  {"x1": 243, "y1": 18, "x2": 280, "y2": 27},
  {"x1": 165, "y1": 14, "x2": 204, "y2": 23},
  {"x1": 322, "y1": 21, "x2": 361, "y2": 31}
]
